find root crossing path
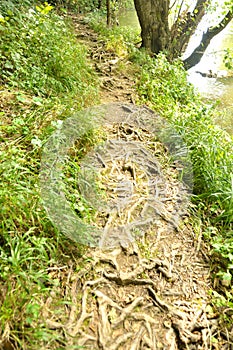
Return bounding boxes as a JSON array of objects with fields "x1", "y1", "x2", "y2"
[{"x1": 41, "y1": 16, "x2": 231, "y2": 350}]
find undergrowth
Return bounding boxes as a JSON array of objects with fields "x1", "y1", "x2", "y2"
[
  {"x1": 0, "y1": 2, "x2": 99, "y2": 348},
  {"x1": 0, "y1": 2, "x2": 97, "y2": 98},
  {"x1": 133, "y1": 51, "x2": 233, "y2": 287}
]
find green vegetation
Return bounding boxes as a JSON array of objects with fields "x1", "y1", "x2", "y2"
[
  {"x1": 0, "y1": 2, "x2": 97, "y2": 98},
  {"x1": 134, "y1": 52, "x2": 232, "y2": 224},
  {"x1": 0, "y1": 1, "x2": 233, "y2": 348},
  {"x1": 0, "y1": 2, "x2": 99, "y2": 348}
]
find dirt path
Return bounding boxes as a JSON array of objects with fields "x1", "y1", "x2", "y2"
[
  {"x1": 72, "y1": 16, "x2": 137, "y2": 104},
  {"x1": 41, "y1": 16, "x2": 230, "y2": 350}
]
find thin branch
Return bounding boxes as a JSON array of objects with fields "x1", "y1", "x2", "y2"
[
  {"x1": 183, "y1": 9, "x2": 233, "y2": 69},
  {"x1": 169, "y1": 0, "x2": 179, "y2": 11},
  {"x1": 169, "y1": 0, "x2": 210, "y2": 58},
  {"x1": 176, "y1": 0, "x2": 186, "y2": 23}
]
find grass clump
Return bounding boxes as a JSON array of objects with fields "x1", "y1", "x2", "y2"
[{"x1": 0, "y1": 2, "x2": 98, "y2": 99}]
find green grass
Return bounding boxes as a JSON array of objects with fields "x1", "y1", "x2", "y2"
[
  {"x1": 0, "y1": 2, "x2": 99, "y2": 348},
  {"x1": 133, "y1": 51, "x2": 232, "y2": 220},
  {"x1": 0, "y1": 2, "x2": 98, "y2": 99}
]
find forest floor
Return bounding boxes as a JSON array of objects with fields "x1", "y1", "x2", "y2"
[{"x1": 38, "y1": 16, "x2": 231, "y2": 350}]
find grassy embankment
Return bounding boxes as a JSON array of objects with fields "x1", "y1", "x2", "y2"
[
  {"x1": 0, "y1": 2, "x2": 232, "y2": 348},
  {"x1": 0, "y1": 2, "x2": 99, "y2": 348}
]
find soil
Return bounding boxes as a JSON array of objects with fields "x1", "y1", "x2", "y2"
[
  {"x1": 38, "y1": 15, "x2": 233, "y2": 350},
  {"x1": 71, "y1": 15, "x2": 137, "y2": 105}
]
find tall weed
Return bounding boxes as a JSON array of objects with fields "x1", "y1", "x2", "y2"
[
  {"x1": 0, "y1": 3, "x2": 98, "y2": 98},
  {"x1": 0, "y1": 3, "x2": 99, "y2": 347}
]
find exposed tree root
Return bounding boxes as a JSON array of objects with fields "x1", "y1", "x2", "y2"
[{"x1": 53, "y1": 240, "x2": 218, "y2": 350}]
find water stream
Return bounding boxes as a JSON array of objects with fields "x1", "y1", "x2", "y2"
[{"x1": 118, "y1": 9, "x2": 233, "y2": 135}]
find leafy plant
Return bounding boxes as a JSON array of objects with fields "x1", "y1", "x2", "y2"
[
  {"x1": 224, "y1": 48, "x2": 233, "y2": 70},
  {"x1": 0, "y1": 2, "x2": 99, "y2": 347},
  {"x1": 0, "y1": 2, "x2": 98, "y2": 98}
]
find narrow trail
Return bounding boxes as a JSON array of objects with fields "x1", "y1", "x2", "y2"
[
  {"x1": 41, "y1": 16, "x2": 230, "y2": 350},
  {"x1": 72, "y1": 15, "x2": 137, "y2": 104}
]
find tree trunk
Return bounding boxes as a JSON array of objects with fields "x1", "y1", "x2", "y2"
[
  {"x1": 134, "y1": 0, "x2": 170, "y2": 54},
  {"x1": 133, "y1": 0, "x2": 233, "y2": 70},
  {"x1": 183, "y1": 10, "x2": 233, "y2": 70},
  {"x1": 107, "y1": 0, "x2": 111, "y2": 26}
]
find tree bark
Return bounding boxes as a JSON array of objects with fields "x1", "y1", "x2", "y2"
[
  {"x1": 183, "y1": 10, "x2": 233, "y2": 70},
  {"x1": 134, "y1": 0, "x2": 170, "y2": 54},
  {"x1": 107, "y1": 0, "x2": 111, "y2": 26}
]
